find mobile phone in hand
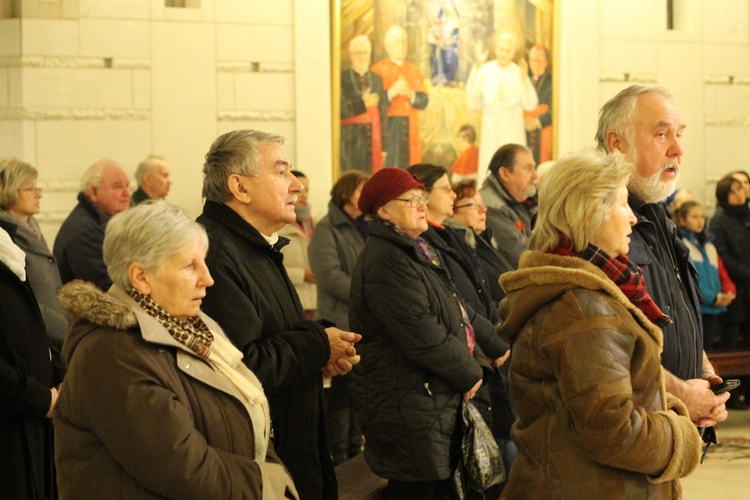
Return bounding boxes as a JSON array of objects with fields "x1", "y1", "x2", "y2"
[{"x1": 712, "y1": 379, "x2": 741, "y2": 395}]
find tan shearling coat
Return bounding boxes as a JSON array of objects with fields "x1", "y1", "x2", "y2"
[
  {"x1": 54, "y1": 282, "x2": 298, "y2": 499},
  {"x1": 498, "y1": 251, "x2": 702, "y2": 499}
]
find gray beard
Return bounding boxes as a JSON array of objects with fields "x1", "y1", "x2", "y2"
[
  {"x1": 625, "y1": 151, "x2": 679, "y2": 203},
  {"x1": 628, "y1": 171, "x2": 677, "y2": 203}
]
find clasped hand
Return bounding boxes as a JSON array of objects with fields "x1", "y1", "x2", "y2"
[{"x1": 322, "y1": 327, "x2": 362, "y2": 378}]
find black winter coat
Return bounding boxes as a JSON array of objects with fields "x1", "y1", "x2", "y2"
[
  {"x1": 53, "y1": 193, "x2": 112, "y2": 291},
  {"x1": 198, "y1": 201, "x2": 336, "y2": 500},
  {"x1": 0, "y1": 260, "x2": 65, "y2": 499},
  {"x1": 349, "y1": 220, "x2": 484, "y2": 482},
  {"x1": 709, "y1": 204, "x2": 750, "y2": 325},
  {"x1": 422, "y1": 223, "x2": 508, "y2": 358}
]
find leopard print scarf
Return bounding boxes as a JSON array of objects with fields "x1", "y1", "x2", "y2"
[{"x1": 129, "y1": 289, "x2": 214, "y2": 358}]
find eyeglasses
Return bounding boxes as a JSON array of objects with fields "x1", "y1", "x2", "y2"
[
  {"x1": 393, "y1": 194, "x2": 428, "y2": 207},
  {"x1": 19, "y1": 186, "x2": 42, "y2": 195},
  {"x1": 454, "y1": 202, "x2": 485, "y2": 210}
]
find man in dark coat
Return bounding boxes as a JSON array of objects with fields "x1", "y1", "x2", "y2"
[
  {"x1": 53, "y1": 159, "x2": 131, "y2": 291},
  {"x1": 0, "y1": 227, "x2": 65, "y2": 499},
  {"x1": 596, "y1": 85, "x2": 729, "y2": 428},
  {"x1": 197, "y1": 129, "x2": 361, "y2": 500}
]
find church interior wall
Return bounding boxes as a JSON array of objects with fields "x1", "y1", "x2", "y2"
[{"x1": 0, "y1": 0, "x2": 747, "y2": 245}]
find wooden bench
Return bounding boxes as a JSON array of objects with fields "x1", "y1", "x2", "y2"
[
  {"x1": 708, "y1": 350, "x2": 750, "y2": 377},
  {"x1": 335, "y1": 453, "x2": 387, "y2": 500}
]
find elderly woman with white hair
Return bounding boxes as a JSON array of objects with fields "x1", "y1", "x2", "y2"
[
  {"x1": 53, "y1": 201, "x2": 298, "y2": 499},
  {"x1": 498, "y1": 150, "x2": 702, "y2": 498}
]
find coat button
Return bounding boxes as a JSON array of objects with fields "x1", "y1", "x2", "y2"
[{"x1": 184, "y1": 363, "x2": 190, "y2": 369}]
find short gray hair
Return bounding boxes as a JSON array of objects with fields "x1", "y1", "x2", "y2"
[
  {"x1": 135, "y1": 155, "x2": 166, "y2": 185},
  {"x1": 202, "y1": 129, "x2": 284, "y2": 203},
  {"x1": 595, "y1": 85, "x2": 672, "y2": 153},
  {"x1": 530, "y1": 149, "x2": 633, "y2": 253},
  {"x1": 80, "y1": 159, "x2": 122, "y2": 193},
  {"x1": 0, "y1": 158, "x2": 38, "y2": 210},
  {"x1": 103, "y1": 201, "x2": 208, "y2": 291}
]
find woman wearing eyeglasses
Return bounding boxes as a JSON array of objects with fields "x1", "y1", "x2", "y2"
[
  {"x1": 0, "y1": 158, "x2": 67, "y2": 350},
  {"x1": 451, "y1": 180, "x2": 513, "y2": 304},
  {"x1": 349, "y1": 168, "x2": 485, "y2": 499}
]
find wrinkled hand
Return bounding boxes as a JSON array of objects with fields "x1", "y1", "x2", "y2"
[
  {"x1": 322, "y1": 354, "x2": 361, "y2": 377},
  {"x1": 362, "y1": 89, "x2": 380, "y2": 107},
  {"x1": 679, "y1": 377, "x2": 730, "y2": 427},
  {"x1": 492, "y1": 350, "x2": 511, "y2": 368},
  {"x1": 324, "y1": 327, "x2": 362, "y2": 376},
  {"x1": 463, "y1": 379, "x2": 483, "y2": 402}
]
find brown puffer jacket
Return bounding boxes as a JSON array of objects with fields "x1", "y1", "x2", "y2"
[
  {"x1": 498, "y1": 251, "x2": 701, "y2": 499},
  {"x1": 54, "y1": 282, "x2": 297, "y2": 499}
]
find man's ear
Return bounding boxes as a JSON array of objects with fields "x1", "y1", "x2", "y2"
[
  {"x1": 498, "y1": 166, "x2": 511, "y2": 183},
  {"x1": 606, "y1": 131, "x2": 623, "y2": 154},
  {"x1": 128, "y1": 262, "x2": 151, "y2": 295},
  {"x1": 227, "y1": 174, "x2": 252, "y2": 204},
  {"x1": 86, "y1": 185, "x2": 99, "y2": 203}
]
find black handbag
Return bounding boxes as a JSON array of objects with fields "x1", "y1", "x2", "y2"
[{"x1": 453, "y1": 401, "x2": 506, "y2": 498}]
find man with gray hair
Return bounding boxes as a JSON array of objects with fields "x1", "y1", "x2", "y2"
[
  {"x1": 53, "y1": 159, "x2": 130, "y2": 290},
  {"x1": 197, "y1": 129, "x2": 360, "y2": 500},
  {"x1": 131, "y1": 154, "x2": 172, "y2": 205},
  {"x1": 597, "y1": 85, "x2": 729, "y2": 429}
]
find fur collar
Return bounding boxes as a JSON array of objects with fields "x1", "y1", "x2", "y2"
[
  {"x1": 57, "y1": 280, "x2": 137, "y2": 330},
  {"x1": 500, "y1": 251, "x2": 663, "y2": 346}
]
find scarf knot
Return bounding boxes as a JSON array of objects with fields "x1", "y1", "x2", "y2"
[
  {"x1": 128, "y1": 289, "x2": 214, "y2": 357},
  {"x1": 551, "y1": 242, "x2": 672, "y2": 327}
]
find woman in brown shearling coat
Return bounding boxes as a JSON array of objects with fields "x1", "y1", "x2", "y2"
[{"x1": 498, "y1": 151, "x2": 702, "y2": 498}]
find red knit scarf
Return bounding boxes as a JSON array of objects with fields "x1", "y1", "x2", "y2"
[{"x1": 551, "y1": 243, "x2": 672, "y2": 327}]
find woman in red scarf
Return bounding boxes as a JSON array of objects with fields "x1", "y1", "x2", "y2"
[{"x1": 498, "y1": 150, "x2": 701, "y2": 498}]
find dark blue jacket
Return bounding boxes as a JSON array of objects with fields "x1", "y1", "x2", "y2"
[
  {"x1": 627, "y1": 196, "x2": 702, "y2": 381},
  {"x1": 53, "y1": 193, "x2": 111, "y2": 291}
]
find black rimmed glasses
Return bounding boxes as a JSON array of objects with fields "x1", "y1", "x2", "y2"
[{"x1": 393, "y1": 193, "x2": 428, "y2": 207}]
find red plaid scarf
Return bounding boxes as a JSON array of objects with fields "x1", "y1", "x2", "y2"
[{"x1": 551, "y1": 243, "x2": 672, "y2": 327}]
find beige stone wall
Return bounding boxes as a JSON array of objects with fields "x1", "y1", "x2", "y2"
[
  {"x1": 1, "y1": 0, "x2": 748, "y2": 245},
  {"x1": 557, "y1": 0, "x2": 750, "y2": 210},
  {"x1": 0, "y1": 0, "x2": 332, "y2": 245}
]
